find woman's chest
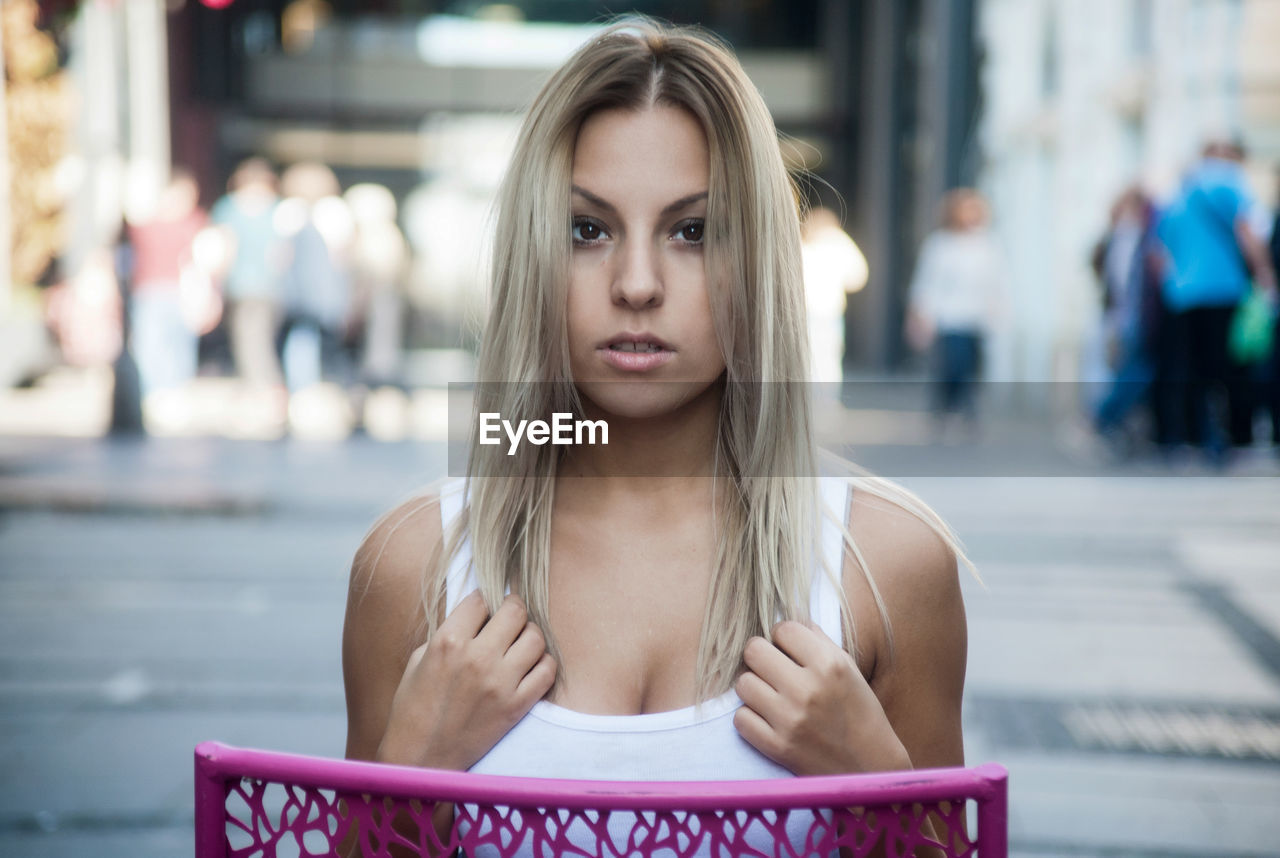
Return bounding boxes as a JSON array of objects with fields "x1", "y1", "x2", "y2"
[{"x1": 544, "y1": 519, "x2": 716, "y2": 714}]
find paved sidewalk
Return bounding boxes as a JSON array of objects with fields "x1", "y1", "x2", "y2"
[{"x1": 929, "y1": 476, "x2": 1280, "y2": 855}]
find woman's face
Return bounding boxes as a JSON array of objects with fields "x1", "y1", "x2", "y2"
[{"x1": 566, "y1": 104, "x2": 725, "y2": 419}]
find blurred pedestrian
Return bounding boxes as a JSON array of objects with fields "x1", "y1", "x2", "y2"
[
  {"x1": 905, "y1": 189, "x2": 1007, "y2": 439},
  {"x1": 800, "y1": 207, "x2": 867, "y2": 385},
  {"x1": 126, "y1": 169, "x2": 215, "y2": 402},
  {"x1": 211, "y1": 157, "x2": 286, "y2": 398},
  {"x1": 343, "y1": 182, "x2": 411, "y2": 438},
  {"x1": 1265, "y1": 174, "x2": 1280, "y2": 451},
  {"x1": 1089, "y1": 186, "x2": 1165, "y2": 454},
  {"x1": 44, "y1": 247, "x2": 122, "y2": 370},
  {"x1": 275, "y1": 162, "x2": 354, "y2": 394},
  {"x1": 343, "y1": 183, "x2": 408, "y2": 389},
  {"x1": 1155, "y1": 140, "x2": 1277, "y2": 462}
]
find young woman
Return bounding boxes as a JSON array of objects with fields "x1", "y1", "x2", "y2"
[{"x1": 343, "y1": 17, "x2": 969, "y2": 846}]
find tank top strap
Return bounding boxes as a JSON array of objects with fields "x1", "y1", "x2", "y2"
[
  {"x1": 438, "y1": 478, "x2": 475, "y2": 615},
  {"x1": 811, "y1": 476, "x2": 851, "y2": 645}
]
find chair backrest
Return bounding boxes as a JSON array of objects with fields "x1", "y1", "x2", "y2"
[{"x1": 195, "y1": 741, "x2": 1007, "y2": 858}]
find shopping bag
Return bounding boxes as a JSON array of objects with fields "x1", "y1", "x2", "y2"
[{"x1": 1228, "y1": 290, "x2": 1277, "y2": 364}]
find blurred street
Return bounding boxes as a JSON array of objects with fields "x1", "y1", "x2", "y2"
[{"x1": 1, "y1": 409, "x2": 1278, "y2": 858}]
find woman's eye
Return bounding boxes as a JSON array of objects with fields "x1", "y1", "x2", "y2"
[
  {"x1": 572, "y1": 219, "x2": 607, "y2": 243},
  {"x1": 674, "y1": 220, "x2": 704, "y2": 244}
]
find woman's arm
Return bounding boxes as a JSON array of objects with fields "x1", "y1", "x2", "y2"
[
  {"x1": 850, "y1": 491, "x2": 967, "y2": 773},
  {"x1": 857, "y1": 493, "x2": 968, "y2": 856},
  {"x1": 344, "y1": 494, "x2": 557, "y2": 767},
  {"x1": 733, "y1": 489, "x2": 967, "y2": 854},
  {"x1": 341, "y1": 494, "x2": 557, "y2": 856},
  {"x1": 732, "y1": 490, "x2": 966, "y2": 773},
  {"x1": 343, "y1": 497, "x2": 441, "y2": 767},
  {"x1": 341, "y1": 497, "x2": 454, "y2": 858}
]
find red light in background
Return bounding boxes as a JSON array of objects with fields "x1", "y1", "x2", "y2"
[{"x1": 199, "y1": 0, "x2": 236, "y2": 8}]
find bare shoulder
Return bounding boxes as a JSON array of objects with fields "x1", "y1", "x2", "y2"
[
  {"x1": 343, "y1": 489, "x2": 449, "y2": 760},
  {"x1": 839, "y1": 481, "x2": 967, "y2": 769},
  {"x1": 842, "y1": 486, "x2": 962, "y2": 627},
  {"x1": 348, "y1": 491, "x2": 447, "y2": 631}
]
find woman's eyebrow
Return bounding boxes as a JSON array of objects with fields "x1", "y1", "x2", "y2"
[
  {"x1": 660, "y1": 191, "x2": 709, "y2": 216},
  {"x1": 571, "y1": 185, "x2": 617, "y2": 214},
  {"x1": 571, "y1": 186, "x2": 708, "y2": 217}
]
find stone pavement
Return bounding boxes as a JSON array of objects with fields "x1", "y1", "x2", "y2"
[
  {"x1": 0, "y1": 419, "x2": 1278, "y2": 856},
  {"x1": 929, "y1": 476, "x2": 1280, "y2": 856}
]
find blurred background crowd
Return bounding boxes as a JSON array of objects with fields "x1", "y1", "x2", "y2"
[{"x1": 1, "y1": 0, "x2": 1279, "y2": 465}]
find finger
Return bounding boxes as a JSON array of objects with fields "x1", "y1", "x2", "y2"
[
  {"x1": 732, "y1": 705, "x2": 783, "y2": 765},
  {"x1": 770, "y1": 619, "x2": 834, "y2": 669},
  {"x1": 503, "y1": 621, "x2": 548, "y2": 672},
  {"x1": 742, "y1": 635, "x2": 805, "y2": 696},
  {"x1": 515, "y1": 652, "x2": 557, "y2": 703},
  {"x1": 734, "y1": 669, "x2": 787, "y2": 726},
  {"x1": 440, "y1": 589, "x2": 491, "y2": 637},
  {"x1": 477, "y1": 594, "x2": 529, "y2": 652}
]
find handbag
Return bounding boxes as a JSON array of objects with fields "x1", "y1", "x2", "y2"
[{"x1": 1228, "y1": 289, "x2": 1277, "y2": 364}]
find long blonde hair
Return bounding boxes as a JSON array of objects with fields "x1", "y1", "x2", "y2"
[{"x1": 419, "y1": 19, "x2": 970, "y2": 699}]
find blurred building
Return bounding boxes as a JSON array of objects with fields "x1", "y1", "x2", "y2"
[
  {"x1": 161, "y1": 0, "x2": 982, "y2": 374},
  {"x1": 978, "y1": 0, "x2": 1280, "y2": 384},
  {"x1": 33, "y1": 1, "x2": 982, "y2": 377},
  {"x1": 42, "y1": 2, "x2": 1280, "y2": 387}
]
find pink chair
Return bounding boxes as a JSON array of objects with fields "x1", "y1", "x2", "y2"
[{"x1": 195, "y1": 741, "x2": 1007, "y2": 857}]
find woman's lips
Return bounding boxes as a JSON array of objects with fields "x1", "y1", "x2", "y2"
[{"x1": 596, "y1": 346, "x2": 676, "y2": 372}]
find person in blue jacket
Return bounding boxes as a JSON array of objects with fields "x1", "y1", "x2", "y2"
[{"x1": 1155, "y1": 140, "x2": 1276, "y2": 460}]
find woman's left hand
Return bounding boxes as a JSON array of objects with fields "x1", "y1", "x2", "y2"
[{"x1": 732, "y1": 620, "x2": 912, "y2": 776}]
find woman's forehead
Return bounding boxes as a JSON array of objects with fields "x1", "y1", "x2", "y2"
[{"x1": 571, "y1": 106, "x2": 709, "y2": 207}]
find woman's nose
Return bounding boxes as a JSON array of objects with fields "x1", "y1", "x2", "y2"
[{"x1": 611, "y1": 240, "x2": 663, "y2": 309}]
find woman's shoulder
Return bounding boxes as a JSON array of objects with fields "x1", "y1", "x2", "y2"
[
  {"x1": 353, "y1": 491, "x2": 444, "y2": 580},
  {"x1": 844, "y1": 483, "x2": 959, "y2": 594},
  {"x1": 342, "y1": 487, "x2": 451, "y2": 761},
  {"x1": 347, "y1": 485, "x2": 455, "y2": 647},
  {"x1": 833, "y1": 477, "x2": 966, "y2": 679},
  {"x1": 832, "y1": 477, "x2": 968, "y2": 769}
]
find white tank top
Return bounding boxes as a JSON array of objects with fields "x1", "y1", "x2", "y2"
[{"x1": 437, "y1": 476, "x2": 853, "y2": 782}]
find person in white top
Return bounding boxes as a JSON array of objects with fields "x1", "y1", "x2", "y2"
[
  {"x1": 906, "y1": 189, "x2": 1007, "y2": 436},
  {"x1": 342, "y1": 18, "x2": 972, "y2": 857},
  {"x1": 801, "y1": 207, "x2": 869, "y2": 385}
]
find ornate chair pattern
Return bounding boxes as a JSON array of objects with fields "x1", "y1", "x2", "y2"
[{"x1": 195, "y1": 742, "x2": 1007, "y2": 858}]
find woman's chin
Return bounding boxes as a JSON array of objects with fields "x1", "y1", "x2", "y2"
[{"x1": 574, "y1": 378, "x2": 722, "y2": 422}]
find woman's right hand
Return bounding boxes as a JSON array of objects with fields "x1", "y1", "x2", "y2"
[{"x1": 375, "y1": 590, "x2": 557, "y2": 771}]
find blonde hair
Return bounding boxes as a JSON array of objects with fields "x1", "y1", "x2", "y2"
[{"x1": 415, "y1": 19, "x2": 971, "y2": 699}]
